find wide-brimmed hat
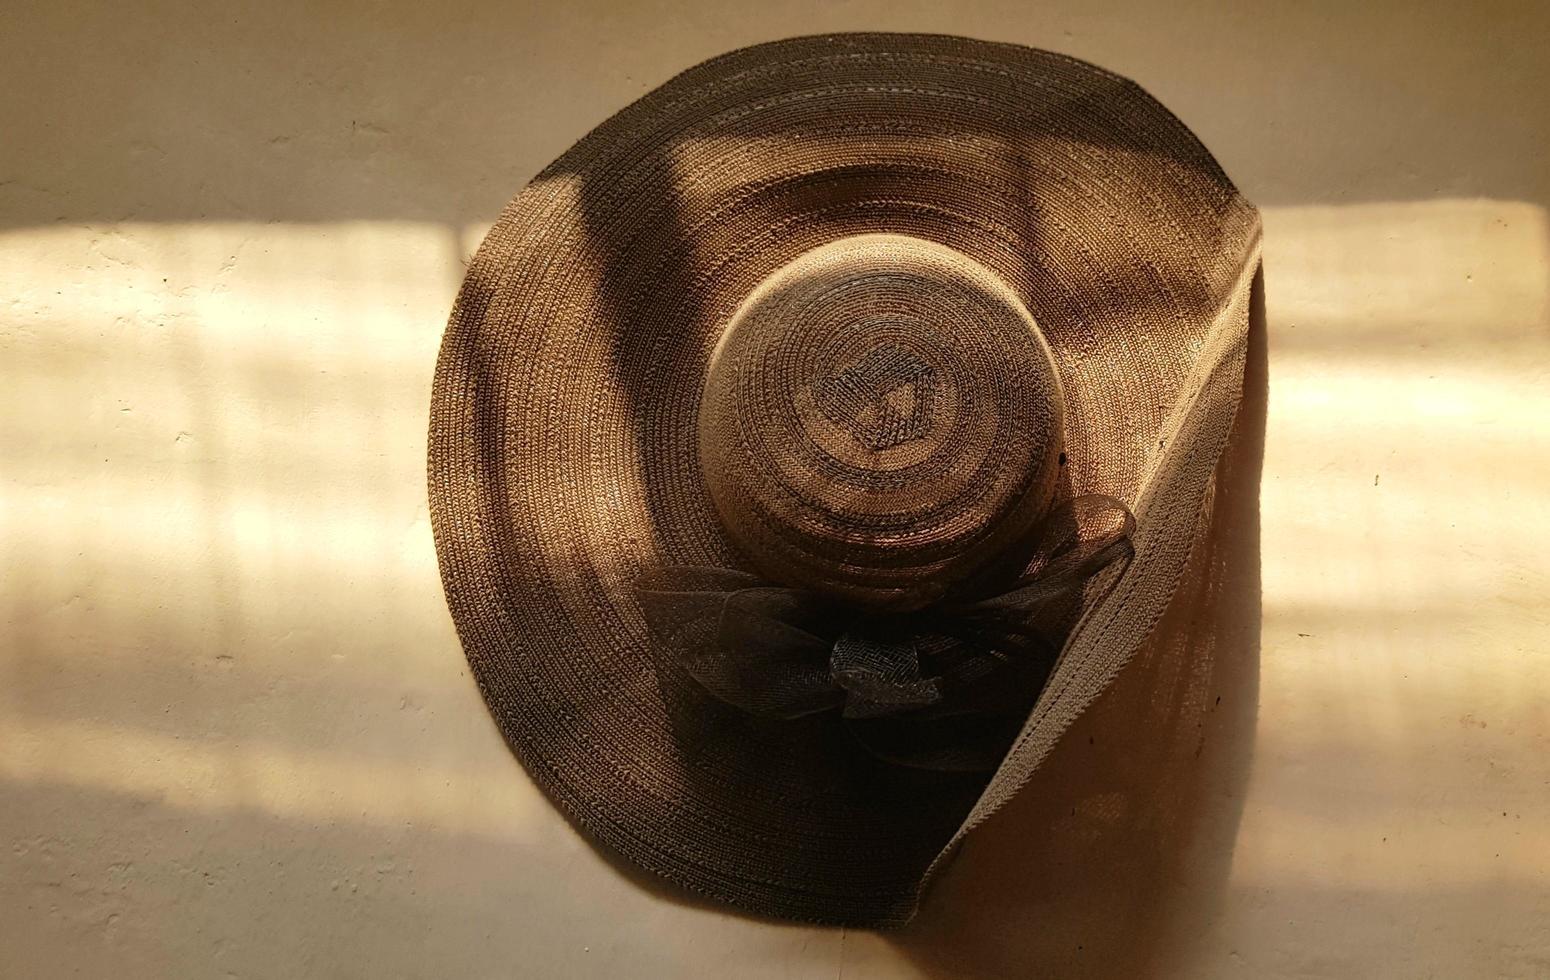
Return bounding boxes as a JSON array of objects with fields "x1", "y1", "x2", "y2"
[{"x1": 428, "y1": 32, "x2": 1261, "y2": 926}]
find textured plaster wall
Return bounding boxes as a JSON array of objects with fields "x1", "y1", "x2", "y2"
[{"x1": 2, "y1": 1, "x2": 1548, "y2": 978}]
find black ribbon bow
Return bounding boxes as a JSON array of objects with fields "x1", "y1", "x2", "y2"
[{"x1": 635, "y1": 495, "x2": 1136, "y2": 771}]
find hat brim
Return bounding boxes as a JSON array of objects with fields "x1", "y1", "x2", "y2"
[{"x1": 428, "y1": 32, "x2": 1261, "y2": 926}]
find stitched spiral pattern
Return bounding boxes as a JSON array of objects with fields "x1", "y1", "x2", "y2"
[{"x1": 699, "y1": 234, "x2": 1064, "y2": 609}]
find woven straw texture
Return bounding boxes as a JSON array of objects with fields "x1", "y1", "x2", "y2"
[
  {"x1": 699, "y1": 232, "x2": 1069, "y2": 609},
  {"x1": 427, "y1": 33, "x2": 1262, "y2": 926}
]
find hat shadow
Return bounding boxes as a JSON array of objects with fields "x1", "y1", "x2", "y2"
[{"x1": 890, "y1": 268, "x2": 1267, "y2": 977}]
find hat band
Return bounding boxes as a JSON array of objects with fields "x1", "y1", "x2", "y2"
[{"x1": 635, "y1": 495, "x2": 1135, "y2": 772}]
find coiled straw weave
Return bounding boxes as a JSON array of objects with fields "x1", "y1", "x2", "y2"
[{"x1": 428, "y1": 32, "x2": 1262, "y2": 926}]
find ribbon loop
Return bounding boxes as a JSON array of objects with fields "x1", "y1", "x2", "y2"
[
  {"x1": 831, "y1": 630, "x2": 942, "y2": 718},
  {"x1": 634, "y1": 495, "x2": 1136, "y2": 770}
]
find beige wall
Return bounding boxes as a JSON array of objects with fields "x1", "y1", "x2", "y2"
[{"x1": 3, "y1": 1, "x2": 1548, "y2": 977}]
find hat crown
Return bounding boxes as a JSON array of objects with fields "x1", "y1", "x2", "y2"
[{"x1": 699, "y1": 234, "x2": 1066, "y2": 609}]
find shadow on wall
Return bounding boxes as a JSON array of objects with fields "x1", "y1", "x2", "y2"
[
  {"x1": 2, "y1": 0, "x2": 1548, "y2": 231},
  {"x1": 0, "y1": 778, "x2": 710, "y2": 978},
  {"x1": 894, "y1": 271, "x2": 1268, "y2": 978}
]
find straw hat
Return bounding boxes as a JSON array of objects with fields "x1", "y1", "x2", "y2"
[{"x1": 428, "y1": 32, "x2": 1261, "y2": 926}]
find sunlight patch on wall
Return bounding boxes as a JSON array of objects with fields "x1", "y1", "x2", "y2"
[
  {"x1": 1241, "y1": 198, "x2": 1550, "y2": 894},
  {"x1": 1262, "y1": 199, "x2": 1550, "y2": 346},
  {"x1": 1, "y1": 198, "x2": 1547, "y2": 884}
]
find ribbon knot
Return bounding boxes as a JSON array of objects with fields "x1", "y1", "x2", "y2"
[{"x1": 635, "y1": 495, "x2": 1135, "y2": 771}]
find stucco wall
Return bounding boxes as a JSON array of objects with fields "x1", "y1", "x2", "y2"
[{"x1": 3, "y1": 1, "x2": 1548, "y2": 977}]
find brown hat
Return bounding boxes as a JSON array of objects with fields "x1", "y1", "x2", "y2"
[{"x1": 428, "y1": 32, "x2": 1261, "y2": 926}]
